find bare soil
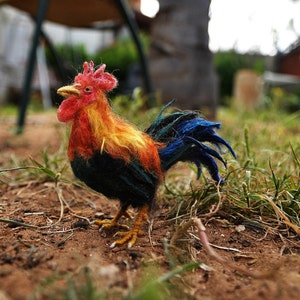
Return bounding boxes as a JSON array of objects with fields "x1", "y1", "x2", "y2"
[{"x1": 1, "y1": 113, "x2": 300, "y2": 300}]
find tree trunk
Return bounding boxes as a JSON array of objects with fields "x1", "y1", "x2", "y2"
[{"x1": 149, "y1": 0, "x2": 217, "y2": 118}]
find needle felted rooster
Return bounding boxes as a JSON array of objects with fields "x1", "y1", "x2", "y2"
[{"x1": 57, "y1": 61, "x2": 235, "y2": 248}]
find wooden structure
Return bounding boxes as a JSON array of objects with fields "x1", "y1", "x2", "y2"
[
  {"x1": 0, "y1": 0, "x2": 123, "y2": 26},
  {"x1": 0, "y1": 0, "x2": 153, "y2": 132},
  {"x1": 278, "y1": 40, "x2": 300, "y2": 77},
  {"x1": 149, "y1": 0, "x2": 217, "y2": 118}
]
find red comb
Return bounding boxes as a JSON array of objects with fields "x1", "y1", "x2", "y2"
[{"x1": 75, "y1": 61, "x2": 118, "y2": 92}]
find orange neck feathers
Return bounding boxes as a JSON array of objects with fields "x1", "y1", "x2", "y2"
[{"x1": 68, "y1": 90, "x2": 163, "y2": 178}]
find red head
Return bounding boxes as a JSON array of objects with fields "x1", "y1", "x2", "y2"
[{"x1": 57, "y1": 61, "x2": 117, "y2": 122}]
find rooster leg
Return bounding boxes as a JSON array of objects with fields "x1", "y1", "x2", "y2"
[
  {"x1": 110, "y1": 204, "x2": 149, "y2": 249},
  {"x1": 94, "y1": 205, "x2": 131, "y2": 231}
]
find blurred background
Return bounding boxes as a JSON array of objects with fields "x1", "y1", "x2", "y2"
[{"x1": 0, "y1": 0, "x2": 299, "y2": 120}]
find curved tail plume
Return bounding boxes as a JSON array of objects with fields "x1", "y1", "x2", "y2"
[{"x1": 146, "y1": 100, "x2": 236, "y2": 183}]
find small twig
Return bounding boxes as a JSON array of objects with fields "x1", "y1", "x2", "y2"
[
  {"x1": 0, "y1": 218, "x2": 39, "y2": 229},
  {"x1": 199, "y1": 183, "x2": 224, "y2": 218},
  {"x1": 189, "y1": 233, "x2": 241, "y2": 253},
  {"x1": 39, "y1": 228, "x2": 78, "y2": 235},
  {"x1": 55, "y1": 181, "x2": 65, "y2": 224},
  {"x1": 148, "y1": 217, "x2": 155, "y2": 248},
  {"x1": 56, "y1": 232, "x2": 74, "y2": 247},
  {"x1": 69, "y1": 211, "x2": 92, "y2": 224},
  {"x1": 208, "y1": 243, "x2": 242, "y2": 253},
  {"x1": 264, "y1": 195, "x2": 300, "y2": 235},
  {"x1": 24, "y1": 212, "x2": 45, "y2": 216},
  {"x1": 192, "y1": 217, "x2": 278, "y2": 279},
  {"x1": 38, "y1": 181, "x2": 65, "y2": 230},
  {"x1": 56, "y1": 182, "x2": 92, "y2": 224},
  {"x1": 0, "y1": 166, "x2": 39, "y2": 173}
]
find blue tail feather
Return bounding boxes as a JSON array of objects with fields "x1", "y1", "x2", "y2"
[
  {"x1": 184, "y1": 136, "x2": 227, "y2": 166},
  {"x1": 146, "y1": 101, "x2": 236, "y2": 183}
]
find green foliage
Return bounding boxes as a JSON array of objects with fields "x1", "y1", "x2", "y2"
[
  {"x1": 126, "y1": 262, "x2": 200, "y2": 300},
  {"x1": 45, "y1": 44, "x2": 91, "y2": 81},
  {"x1": 93, "y1": 34, "x2": 149, "y2": 94},
  {"x1": 214, "y1": 51, "x2": 248, "y2": 103},
  {"x1": 0, "y1": 105, "x2": 18, "y2": 115},
  {"x1": 46, "y1": 34, "x2": 149, "y2": 94},
  {"x1": 46, "y1": 44, "x2": 90, "y2": 69},
  {"x1": 265, "y1": 87, "x2": 300, "y2": 113},
  {"x1": 59, "y1": 268, "x2": 105, "y2": 300},
  {"x1": 214, "y1": 51, "x2": 266, "y2": 104},
  {"x1": 30, "y1": 267, "x2": 107, "y2": 300},
  {"x1": 252, "y1": 58, "x2": 266, "y2": 74},
  {"x1": 28, "y1": 262, "x2": 199, "y2": 300},
  {"x1": 93, "y1": 35, "x2": 147, "y2": 79},
  {"x1": 216, "y1": 107, "x2": 300, "y2": 228},
  {"x1": 0, "y1": 145, "x2": 69, "y2": 184},
  {"x1": 112, "y1": 87, "x2": 162, "y2": 127}
]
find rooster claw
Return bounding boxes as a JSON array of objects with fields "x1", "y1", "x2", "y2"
[
  {"x1": 96, "y1": 205, "x2": 149, "y2": 248},
  {"x1": 95, "y1": 220, "x2": 129, "y2": 232},
  {"x1": 110, "y1": 229, "x2": 144, "y2": 249}
]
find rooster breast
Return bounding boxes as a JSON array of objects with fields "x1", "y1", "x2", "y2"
[{"x1": 71, "y1": 151, "x2": 160, "y2": 208}]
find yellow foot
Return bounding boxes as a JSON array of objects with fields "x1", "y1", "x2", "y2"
[
  {"x1": 97, "y1": 204, "x2": 149, "y2": 249},
  {"x1": 94, "y1": 219, "x2": 129, "y2": 231},
  {"x1": 110, "y1": 204, "x2": 149, "y2": 248},
  {"x1": 111, "y1": 229, "x2": 144, "y2": 249},
  {"x1": 94, "y1": 209, "x2": 131, "y2": 231}
]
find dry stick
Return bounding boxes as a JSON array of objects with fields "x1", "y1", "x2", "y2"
[
  {"x1": 56, "y1": 232, "x2": 74, "y2": 247},
  {"x1": 0, "y1": 166, "x2": 39, "y2": 173},
  {"x1": 36, "y1": 182, "x2": 65, "y2": 230},
  {"x1": 192, "y1": 217, "x2": 279, "y2": 279},
  {"x1": 54, "y1": 181, "x2": 65, "y2": 224},
  {"x1": 199, "y1": 182, "x2": 224, "y2": 218},
  {"x1": 39, "y1": 181, "x2": 90, "y2": 229},
  {"x1": 264, "y1": 195, "x2": 300, "y2": 235},
  {"x1": 56, "y1": 182, "x2": 92, "y2": 224},
  {"x1": 0, "y1": 218, "x2": 39, "y2": 229}
]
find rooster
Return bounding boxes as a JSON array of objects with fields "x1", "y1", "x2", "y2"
[{"x1": 57, "y1": 61, "x2": 235, "y2": 248}]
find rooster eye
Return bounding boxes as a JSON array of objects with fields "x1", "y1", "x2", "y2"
[{"x1": 84, "y1": 86, "x2": 92, "y2": 93}]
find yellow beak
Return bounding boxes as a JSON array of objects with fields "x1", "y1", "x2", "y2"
[{"x1": 57, "y1": 84, "x2": 81, "y2": 98}]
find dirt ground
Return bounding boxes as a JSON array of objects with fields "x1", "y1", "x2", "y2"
[{"x1": 1, "y1": 113, "x2": 300, "y2": 300}]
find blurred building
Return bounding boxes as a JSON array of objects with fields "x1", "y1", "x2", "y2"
[{"x1": 278, "y1": 39, "x2": 300, "y2": 77}]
